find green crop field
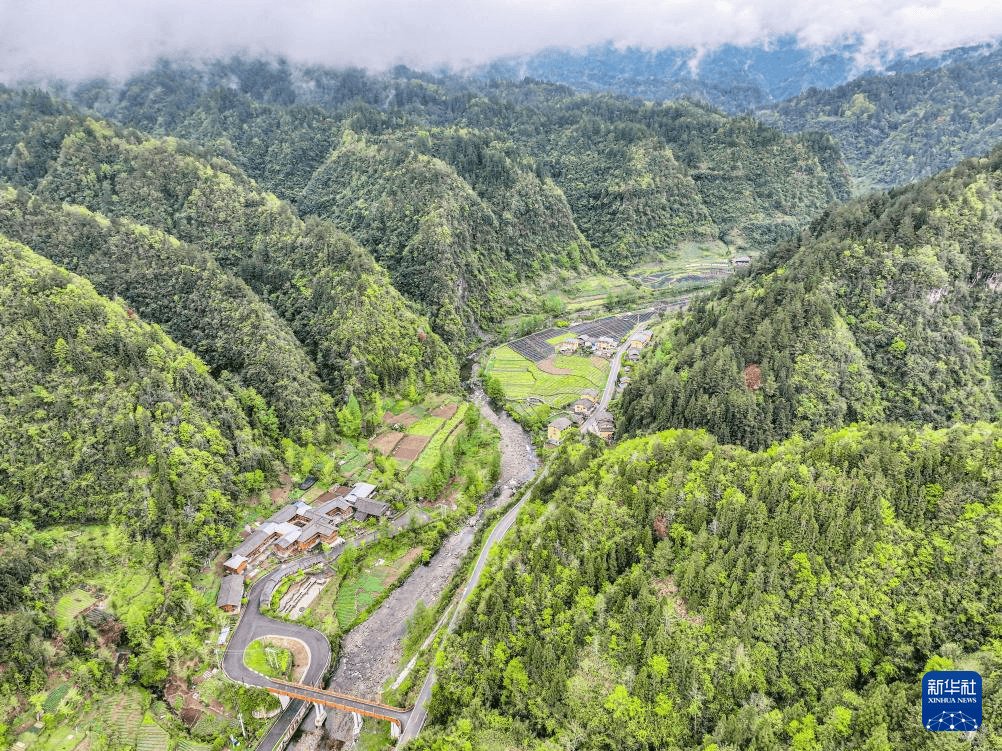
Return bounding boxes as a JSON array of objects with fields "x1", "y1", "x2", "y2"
[
  {"x1": 485, "y1": 348, "x2": 608, "y2": 410},
  {"x1": 42, "y1": 682, "x2": 72, "y2": 713},
  {"x1": 405, "y1": 415, "x2": 444, "y2": 436},
  {"x1": 136, "y1": 720, "x2": 169, "y2": 751},
  {"x1": 413, "y1": 404, "x2": 468, "y2": 473},
  {"x1": 336, "y1": 571, "x2": 383, "y2": 628},
  {"x1": 55, "y1": 589, "x2": 95, "y2": 629}
]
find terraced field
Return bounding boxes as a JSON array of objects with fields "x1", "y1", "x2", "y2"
[
  {"x1": 54, "y1": 589, "x2": 95, "y2": 629},
  {"x1": 486, "y1": 347, "x2": 608, "y2": 411},
  {"x1": 137, "y1": 721, "x2": 169, "y2": 751}
]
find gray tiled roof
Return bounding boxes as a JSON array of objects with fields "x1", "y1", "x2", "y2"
[{"x1": 217, "y1": 574, "x2": 244, "y2": 609}]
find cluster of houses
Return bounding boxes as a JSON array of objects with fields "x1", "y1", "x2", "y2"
[
  {"x1": 556, "y1": 334, "x2": 619, "y2": 357},
  {"x1": 216, "y1": 482, "x2": 391, "y2": 613},
  {"x1": 547, "y1": 388, "x2": 611, "y2": 444},
  {"x1": 625, "y1": 329, "x2": 653, "y2": 363}
]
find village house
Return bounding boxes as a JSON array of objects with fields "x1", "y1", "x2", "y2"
[
  {"x1": 353, "y1": 497, "x2": 392, "y2": 522},
  {"x1": 217, "y1": 574, "x2": 244, "y2": 613},
  {"x1": 595, "y1": 336, "x2": 618, "y2": 356},
  {"x1": 626, "y1": 346, "x2": 641, "y2": 362},
  {"x1": 594, "y1": 410, "x2": 615, "y2": 441},
  {"x1": 628, "y1": 329, "x2": 654, "y2": 350},
  {"x1": 224, "y1": 481, "x2": 382, "y2": 568},
  {"x1": 548, "y1": 416, "x2": 573, "y2": 443},
  {"x1": 733, "y1": 255, "x2": 752, "y2": 266},
  {"x1": 580, "y1": 388, "x2": 598, "y2": 403},
  {"x1": 555, "y1": 337, "x2": 580, "y2": 355},
  {"x1": 572, "y1": 398, "x2": 594, "y2": 416}
]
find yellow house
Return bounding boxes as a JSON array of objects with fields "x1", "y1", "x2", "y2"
[{"x1": 547, "y1": 416, "x2": 573, "y2": 443}]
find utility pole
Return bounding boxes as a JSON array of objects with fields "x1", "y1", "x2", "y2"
[{"x1": 239, "y1": 711, "x2": 246, "y2": 738}]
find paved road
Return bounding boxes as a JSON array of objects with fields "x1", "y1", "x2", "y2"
[
  {"x1": 581, "y1": 334, "x2": 633, "y2": 435},
  {"x1": 222, "y1": 551, "x2": 336, "y2": 750},
  {"x1": 398, "y1": 429, "x2": 540, "y2": 747},
  {"x1": 222, "y1": 523, "x2": 414, "y2": 749}
]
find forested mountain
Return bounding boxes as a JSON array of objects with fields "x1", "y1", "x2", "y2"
[
  {"x1": 621, "y1": 146, "x2": 1002, "y2": 448},
  {"x1": 0, "y1": 186, "x2": 335, "y2": 442},
  {"x1": 65, "y1": 60, "x2": 849, "y2": 329},
  {"x1": 475, "y1": 37, "x2": 997, "y2": 114},
  {"x1": 0, "y1": 96, "x2": 458, "y2": 414},
  {"x1": 419, "y1": 425, "x2": 1002, "y2": 750},
  {"x1": 0, "y1": 234, "x2": 276, "y2": 547},
  {"x1": 758, "y1": 45, "x2": 1002, "y2": 193},
  {"x1": 297, "y1": 128, "x2": 594, "y2": 336}
]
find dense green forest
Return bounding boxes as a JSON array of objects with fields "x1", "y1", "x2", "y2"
[
  {"x1": 0, "y1": 235, "x2": 283, "y2": 704},
  {"x1": 59, "y1": 60, "x2": 849, "y2": 329},
  {"x1": 621, "y1": 145, "x2": 1002, "y2": 448},
  {"x1": 0, "y1": 97, "x2": 458, "y2": 417},
  {"x1": 419, "y1": 425, "x2": 1002, "y2": 750},
  {"x1": 0, "y1": 234, "x2": 276, "y2": 539},
  {"x1": 759, "y1": 46, "x2": 1002, "y2": 193}
]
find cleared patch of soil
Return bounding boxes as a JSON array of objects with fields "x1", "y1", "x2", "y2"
[
  {"x1": 430, "y1": 403, "x2": 458, "y2": 419},
  {"x1": 382, "y1": 411, "x2": 419, "y2": 428},
  {"x1": 537, "y1": 357, "x2": 572, "y2": 375},
  {"x1": 394, "y1": 447, "x2": 420, "y2": 461},
  {"x1": 369, "y1": 431, "x2": 403, "y2": 455},
  {"x1": 590, "y1": 356, "x2": 608, "y2": 367},
  {"x1": 396, "y1": 434, "x2": 430, "y2": 453}
]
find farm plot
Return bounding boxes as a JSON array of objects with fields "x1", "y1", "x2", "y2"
[
  {"x1": 136, "y1": 721, "x2": 169, "y2": 751},
  {"x1": 404, "y1": 415, "x2": 444, "y2": 436},
  {"x1": 394, "y1": 434, "x2": 431, "y2": 462},
  {"x1": 335, "y1": 548, "x2": 422, "y2": 628},
  {"x1": 369, "y1": 431, "x2": 403, "y2": 456},
  {"x1": 55, "y1": 589, "x2": 95, "y2": 629},
  {"x1": 486, "y1": 348, "x2": 608, "y2": 410}
]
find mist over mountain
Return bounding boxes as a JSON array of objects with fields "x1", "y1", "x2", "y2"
[{"x1": 474, "y1": 35, "x2": 1001, "y2": 114}]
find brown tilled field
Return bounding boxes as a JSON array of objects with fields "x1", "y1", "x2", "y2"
[
  {"x1": 430, "y1": 403, "x2": 459, "y2": 419},
  {"x1": 382, "y1": 410, "x2": 419, "y2": 427},
  {"x1": 369, "y1": 431, "x2": 404, "y2": 455},
  {"x1": 393, "y1": 434, "x2": 430, "y2": 462},
  {"x1": 537, "y1": 357, "x2": 573, "y2": 375}
]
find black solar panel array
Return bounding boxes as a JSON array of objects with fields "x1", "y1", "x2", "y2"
[
  {"x1": 505, "y1": 310, "x2": 660, "y2": 363},
  {"x1": 508, "y1": 327, "x2": 561, "y2": 362}
]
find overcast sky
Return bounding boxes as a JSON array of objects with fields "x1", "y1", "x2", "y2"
[{"x1": 1, "y1": 0, "x2": 1000, "y2": 83}]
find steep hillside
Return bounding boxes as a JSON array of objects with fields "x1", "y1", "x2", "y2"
[
  {"x1": 759, "y1": 46, "x2": 1002, "y2": 193},
  {"x1": 621, "y1": 148, "x2": 1002, "y2": 448},
  {"x1": 68, "y1": 63, "x2": 850, "y2": 321},
  {"x1": 0, "y1": 234, "x2": 276, "y2": 547},
  {"x1": 298, "y1": 128, "x2": 594, "y2": 338},
  {"x1": 0, "y1": 113, "x2": 458, "y2": 404},
  {"x1": 0, "y1": 187, "x2": 334, "y2": 442},
  {"x1": 421, "y1": 426, "x2": 1002, "y2": 750}
]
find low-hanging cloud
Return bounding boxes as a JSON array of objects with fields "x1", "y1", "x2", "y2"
[{"x1": 1, "y1": 0, "x2": 1000, "y2": 83}]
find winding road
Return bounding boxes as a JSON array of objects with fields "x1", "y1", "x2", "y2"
[{"x1": 220, "y1": 382, "x2": 540, "y2": 750}]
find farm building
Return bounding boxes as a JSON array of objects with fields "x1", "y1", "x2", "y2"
[
  {"x1": 548, "y1": 416, "x2": 573, "y2": 444},
  {"x1": 223, "y1": 555, "x2": 248, "y2": 575},
  {"x1": 217, "y1": 575, "x2": 244, "y2": 613},
  {"x1": 595, "y1": 336, "x2": 618, "y2": 355},
  {"x1": 627, "y1": 330, "x2": 654, "y2": 349}
]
